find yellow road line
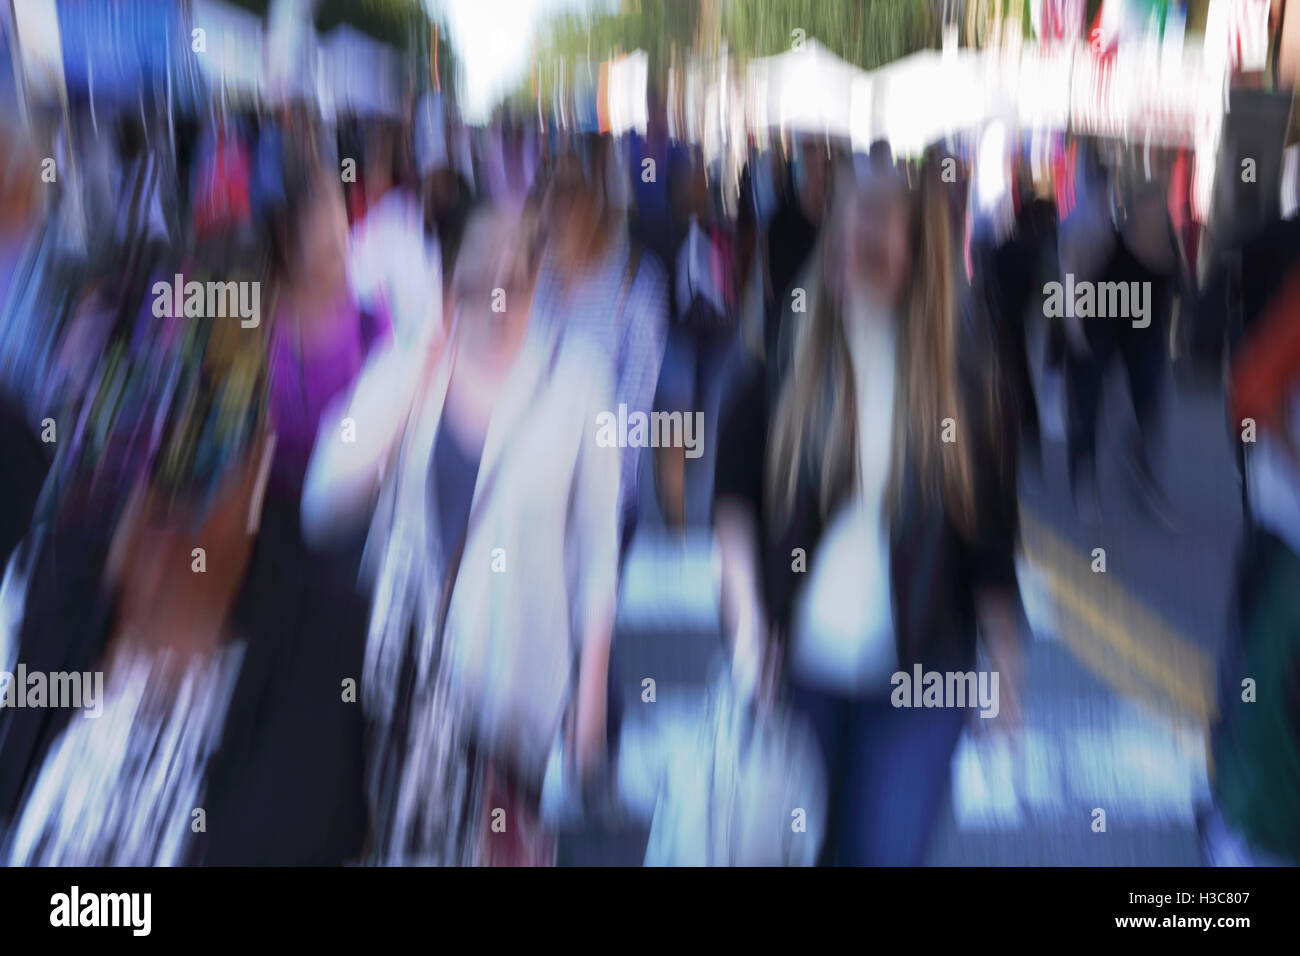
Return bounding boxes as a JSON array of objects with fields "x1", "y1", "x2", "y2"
[{"x1": 1019, "y1": 508, "x2": 1217, "y2": 722}]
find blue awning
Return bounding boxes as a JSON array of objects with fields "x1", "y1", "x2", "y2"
[{"x1": 56, "y1": 0, "x2": 183, "y2": 100}]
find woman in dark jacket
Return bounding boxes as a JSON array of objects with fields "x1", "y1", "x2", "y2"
[{"x1": 713, "y1": 149, "x2": 1022, "y2": 866}]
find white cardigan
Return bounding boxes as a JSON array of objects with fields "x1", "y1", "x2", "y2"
[{"x1": 302, "y1": 319, "x2": 621, "y2": 788}]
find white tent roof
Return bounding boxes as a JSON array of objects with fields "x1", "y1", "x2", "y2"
[
  {"x1": 193, "y1": 0, "x2": 266, "y2": 99},
  {"x1": 320, "y1": 25, "x2": 404, "y2": 119},
  {"x1": 741, "y1": 40, "x2": 994, "y2": 154},
  {"x1": 860, "y1": 48, "x2": 994, "y2": 154},
  {"x1": 606, "y1": 50, "x2": 648, "y2": 136},
  {"x1": 744, "y1": 39, "x2": 864, "y2": 138}
]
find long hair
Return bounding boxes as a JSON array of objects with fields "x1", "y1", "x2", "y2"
[{"x1": 766, "y1": 150, "x2": 977, "y2": 539}]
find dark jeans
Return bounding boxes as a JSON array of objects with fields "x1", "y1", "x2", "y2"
[
  {"x1": 1066, "y1": 318, "x2": 1165, "y2": 488},
  {"x1": 791, "y1": 681, "x2": 965, "y2": 866}
]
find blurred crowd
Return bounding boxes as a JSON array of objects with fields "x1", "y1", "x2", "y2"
[{"x1": 1, "y1": 5, "x2": 1298, "y2": 868}]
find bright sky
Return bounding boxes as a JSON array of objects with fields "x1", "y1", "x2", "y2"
[{"x1": 430, "y1": 0, "x2": 613, "y2": 122}]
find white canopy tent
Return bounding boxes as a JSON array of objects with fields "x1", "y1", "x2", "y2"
[
  {"x1": 606, "y1": 50, "x2": 649, "y2": 136},
  {"x1": 192, "y1": 0, "x2": 266, "y2": 101},
  {"x1": 734, "y1": 33, "x2": 1224, "y2": 161},
  {"x1": 740, "y1": 40, "x2": 998, "y2": 155},
  {"x1": 265, "y1": 0, "x2": 317, "y2": 107},
  {"x1": 857, "y1": 47, "x2": 996, "y2": 155},
  {"x1": 744, "y1": 39, "x2": 863, "y2": 140},
  {"x1": 320, "y1": 24, "x2": 404, "y2": 119}
]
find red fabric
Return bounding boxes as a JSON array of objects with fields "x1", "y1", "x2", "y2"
[
  {"x1": 346, "y1": 179, "x2": 367, "y2": 228},
  {"x1": 1230, "y1": 264, "x2": 1300, "y2": 432},
  {"x1": 1168, "y1": 151, "x2": 1201, "y2": 269},
  {"x1": 193, "y1": 128, "x2": 252, "y2": 240},
  {"x1": 1055, "y1": 140, "x2": 1077, "y2": 221},
  {"x1": 474, "y1": 762, "x2": 555, "y2": 866}
]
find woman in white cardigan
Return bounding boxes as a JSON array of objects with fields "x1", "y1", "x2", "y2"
[{"x1": 302, "y1": 205, "x2": 621, "y2": 865}]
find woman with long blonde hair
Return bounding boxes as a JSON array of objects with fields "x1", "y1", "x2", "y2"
[{"x1": 713, "y1": 146, "x2": 1022, "y2": 865}]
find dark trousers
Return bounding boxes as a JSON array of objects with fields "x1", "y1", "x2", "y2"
[
  {"x1": 1066, "y1": 318, "x2": 1165, "y2": 488},
  {"x1": 791, "y1": 681, "x2": 965, "y2": 866}
]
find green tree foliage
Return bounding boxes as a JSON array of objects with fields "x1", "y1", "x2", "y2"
[
  {"x1": 514, "y1": 0, "x2": 1048, "y2": 115},
  {"x1": 529, "y1": 0, "x2": 937, "y2": 76},
  {"x1": 722, "y1": 0, "x2": 935, "y2": 70},
  {"x1": 520, "y1": 0, "x2": 935, "y2": 106},
  {"x1": 534, "y1": 0, "x2": 700, "y2": 79}
]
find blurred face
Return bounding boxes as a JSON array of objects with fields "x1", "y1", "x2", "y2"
[
  {"x1": 670, "y1": 161, "x2": 707, "y2": 224},
  {"x1": 796, "y1": 142, "x2": 830, "y2": 219},
  {"x1": 293, "y1": 181, "x2": 349, "y2": 285},
  {"x1": 424, "y1": 168, "x2": 461, "y2": 222},
  {"x1": 542, "y1": 154, "x2": 603, "y2": 265},
  {"x1": 838, "y1": 175, "x2": 913, "y2": 314},
  {"x1": 367, "y1": 135, "x2": 394, "y2": 201},
  {"x1": 451, "y1": 213, "x2": 534, "y2": 357},
  {"x1": 689, "y1": 166, "x2": 709, "y2": 217}
]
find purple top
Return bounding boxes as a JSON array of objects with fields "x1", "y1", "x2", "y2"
[{"x1": 268, "y1": 294, "x2": 390, "y2": 493}]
